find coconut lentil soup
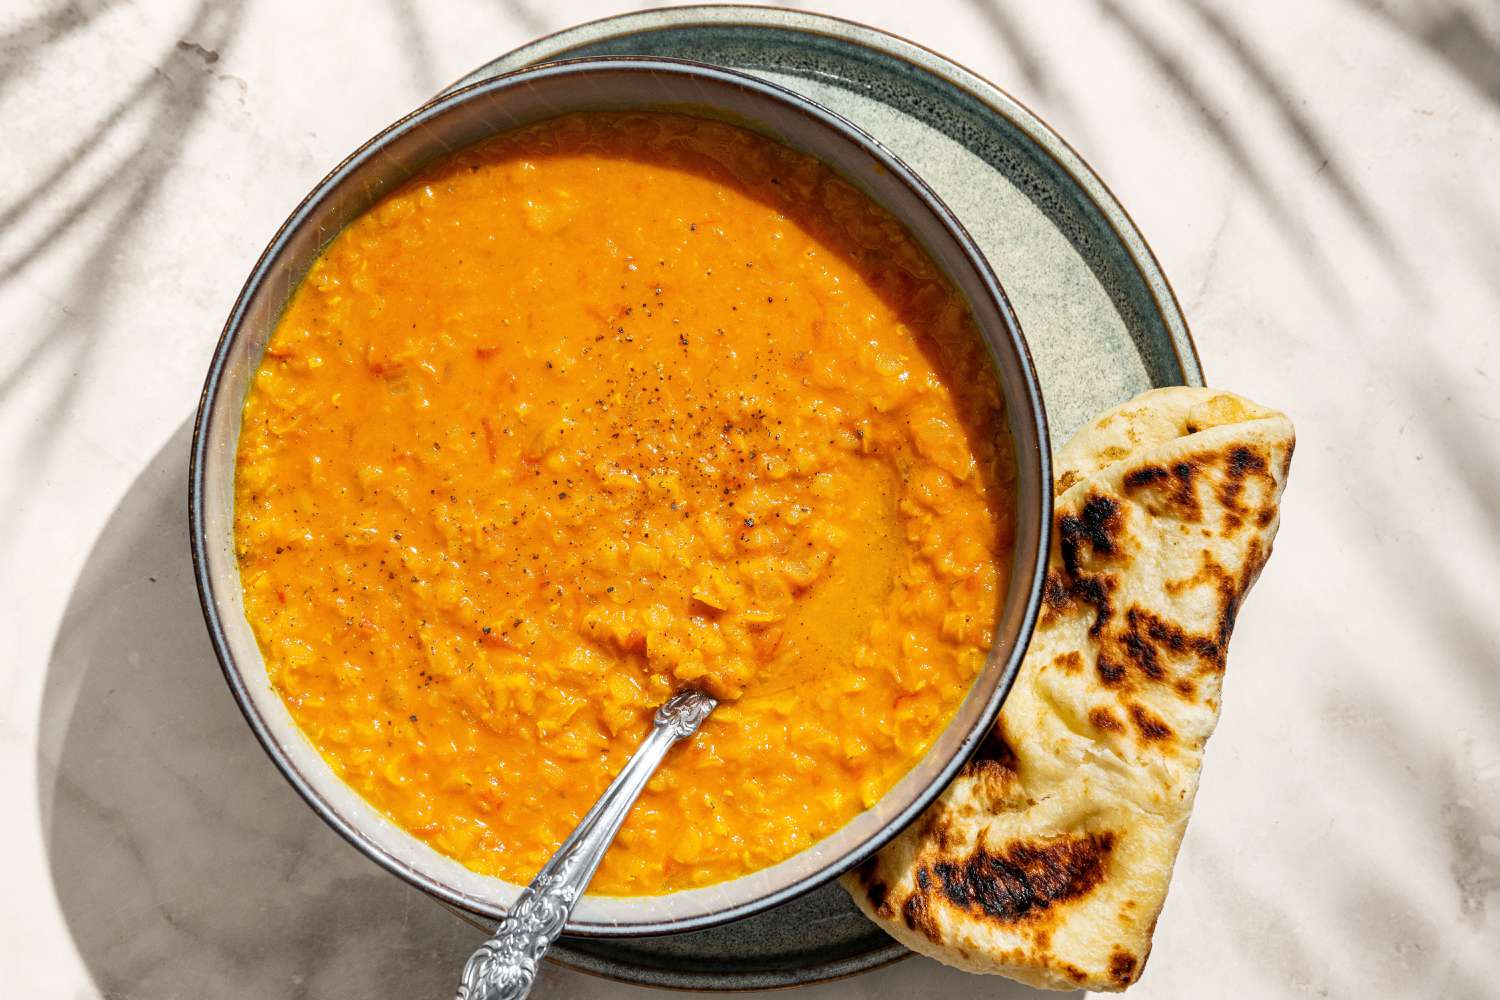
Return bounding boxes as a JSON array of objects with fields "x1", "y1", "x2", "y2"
[{"x1": 234, "y1": 111, "x2": 1015, "y2": 894}]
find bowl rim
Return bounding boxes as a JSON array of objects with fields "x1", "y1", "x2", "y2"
[{"x1": 188, "y1": 54, "x2": 1052, "y2": 936}]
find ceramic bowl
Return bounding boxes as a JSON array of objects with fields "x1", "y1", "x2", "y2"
[{"x1": 189, "y1": 57, "x2": 1051, "y2": 935}]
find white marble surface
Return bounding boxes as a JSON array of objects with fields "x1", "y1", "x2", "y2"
[{"x1": 3, "y1": 1, "x2": 1498, "y2": 997}]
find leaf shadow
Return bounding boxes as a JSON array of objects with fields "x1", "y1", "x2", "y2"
[
  {"x1": 0, "y1": 0, "x2": 116, "y2": 92},
  {"x1": 0, "y1": 0, "x2": 245, "y2": 539},
  {"x1": 1095, "y1": 0, "x2": 1354, "y2": 315},
  {"x1": 1177, "y1": 0, "x2": 1411, "y2": 277},
  {"x1": 384, "y1": 0, "x2": 439, "y2": 96},
  {"x1": 1354, "y1": 0, "x2": 1500, "y2": 109},
  {"x1": 497, "y1": 0, "x2": 550, "y2": 39}
]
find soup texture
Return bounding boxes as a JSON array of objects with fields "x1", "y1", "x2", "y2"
[{"x1": 235, "y1": 112, "x2": 1015, "y2": 893}]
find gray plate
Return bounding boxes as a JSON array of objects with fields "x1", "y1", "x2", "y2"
[{"x1": 438, "y1": 5, "x2": 1203, "y2": 991}]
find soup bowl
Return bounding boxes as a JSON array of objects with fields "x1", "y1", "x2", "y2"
[{"x1": 189, "y1": 57, "x2": 1051, "y2": 936}]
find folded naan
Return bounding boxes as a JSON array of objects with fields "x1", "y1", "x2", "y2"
[{"x1": 844, "y1": 388, "x2": 1294, "y2": 991}]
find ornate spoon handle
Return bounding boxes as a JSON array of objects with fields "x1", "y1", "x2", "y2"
[{"x1": 455, "y1": 689, "x2": 717, "y2": 1000}]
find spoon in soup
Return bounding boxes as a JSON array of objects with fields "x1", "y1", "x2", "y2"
[{"x1": 455, "y1": 689, "x2": 717, "y2": 1000}]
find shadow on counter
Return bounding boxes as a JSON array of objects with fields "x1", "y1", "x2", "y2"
[{"x1": 35, "y1": 417, "x2": 1065, "y2": 1000}]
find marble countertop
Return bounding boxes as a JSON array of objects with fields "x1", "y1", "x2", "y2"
[{"x1": 3, "y1": 1, "x2": 1497, "y2": 996}]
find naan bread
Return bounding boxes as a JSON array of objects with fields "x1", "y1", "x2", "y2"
[{"x1": 843, "y1": 388, "x2": 1294, "y2": 991}]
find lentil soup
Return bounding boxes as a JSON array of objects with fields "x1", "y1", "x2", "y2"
[{"x1": 234, "y1": 111, "x2": 1015, "y2": 894}]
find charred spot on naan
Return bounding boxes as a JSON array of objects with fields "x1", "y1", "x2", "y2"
[
  {"x1": 1042, "y1": 570, "x2": 1070, "y2": 615},
  {"x1": 1096, "y1": 654, "x2": 1128, "y2": 688},
  {"x1": 916, "y1": 832, "x2": 1117, "y2": 930},
  {"x1": 1092, "y1": 604, "x2": 1222, "y2": 696},
  {"x1": 1216, "y1": 444, "x2": 1280, "y2": 536},
  {"x1": 1061, "y1": 962, "x2": 1090, "y2": 984},
  {"x1": 1125, "y1": 441, "x2": 1284, "y2": 538},
  {"x1": 1122, "y1": 459, "x2": 1203, "y2": 522},
  {"x1": 971, "y1": 719, "x2": 1021, "y2": 769},
  {"x1": 961, "y1": 723, "x2": 1023, "y2": 806},
  {"x1": 1238, "y1": 534, "x2": 1272, "y2": 598},
  {"x1": 1048, "y1": 494, "x2": 1133, "y2": 637},
  {"x1": 852, "y1": 855, "x2": 902, "y2": 922},
  {"x1": 1074, "y1": 574, "x2": 1118, "y2": 637},
  {"x1": 1088, "y1": 707, "x2": 1124, "y2": 732},
  {"x1": 864, "y1": 877, "x2": 892, "y2": 917},
  {"x1": 1058, "y1": 494, "x2": 1126, "y2": 576},
  {"x1": 1042, "y1": 566, "x2": 1120, "y2": 638},
  {"x1": 1132, "y1": 606, "x2": 1223, "y2": 672},
  {"x1": 1157, "y1": 542, "x2": 1274, "y2": 669},
  {"x1": 1053, "y1": 651, "x2": 1084, "y2": 673},
  {"x1": 1109, "y1": 948, "x2": 1140, "y2": 987},
  {"x1": 902, "y1": 885, "x2": 941, "y2": 940},
  {"x1": 1121, "y1": 610, "x2": 1169, "y2": 680},
  {"x1": 1127, "y1": 703, "x2": 1174, "y2": 742},
  {"x1": 915, "y1": 807, "x2": 965, "y2": 853}
]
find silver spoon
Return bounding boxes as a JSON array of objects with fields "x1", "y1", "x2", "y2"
[{"x1": 455, "y1": 689, "x2": 717, "y2": 1000}]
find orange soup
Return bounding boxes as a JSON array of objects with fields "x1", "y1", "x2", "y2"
[{"x1": 235, "y1": 112, "x2": 1014, "y2": 893}]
